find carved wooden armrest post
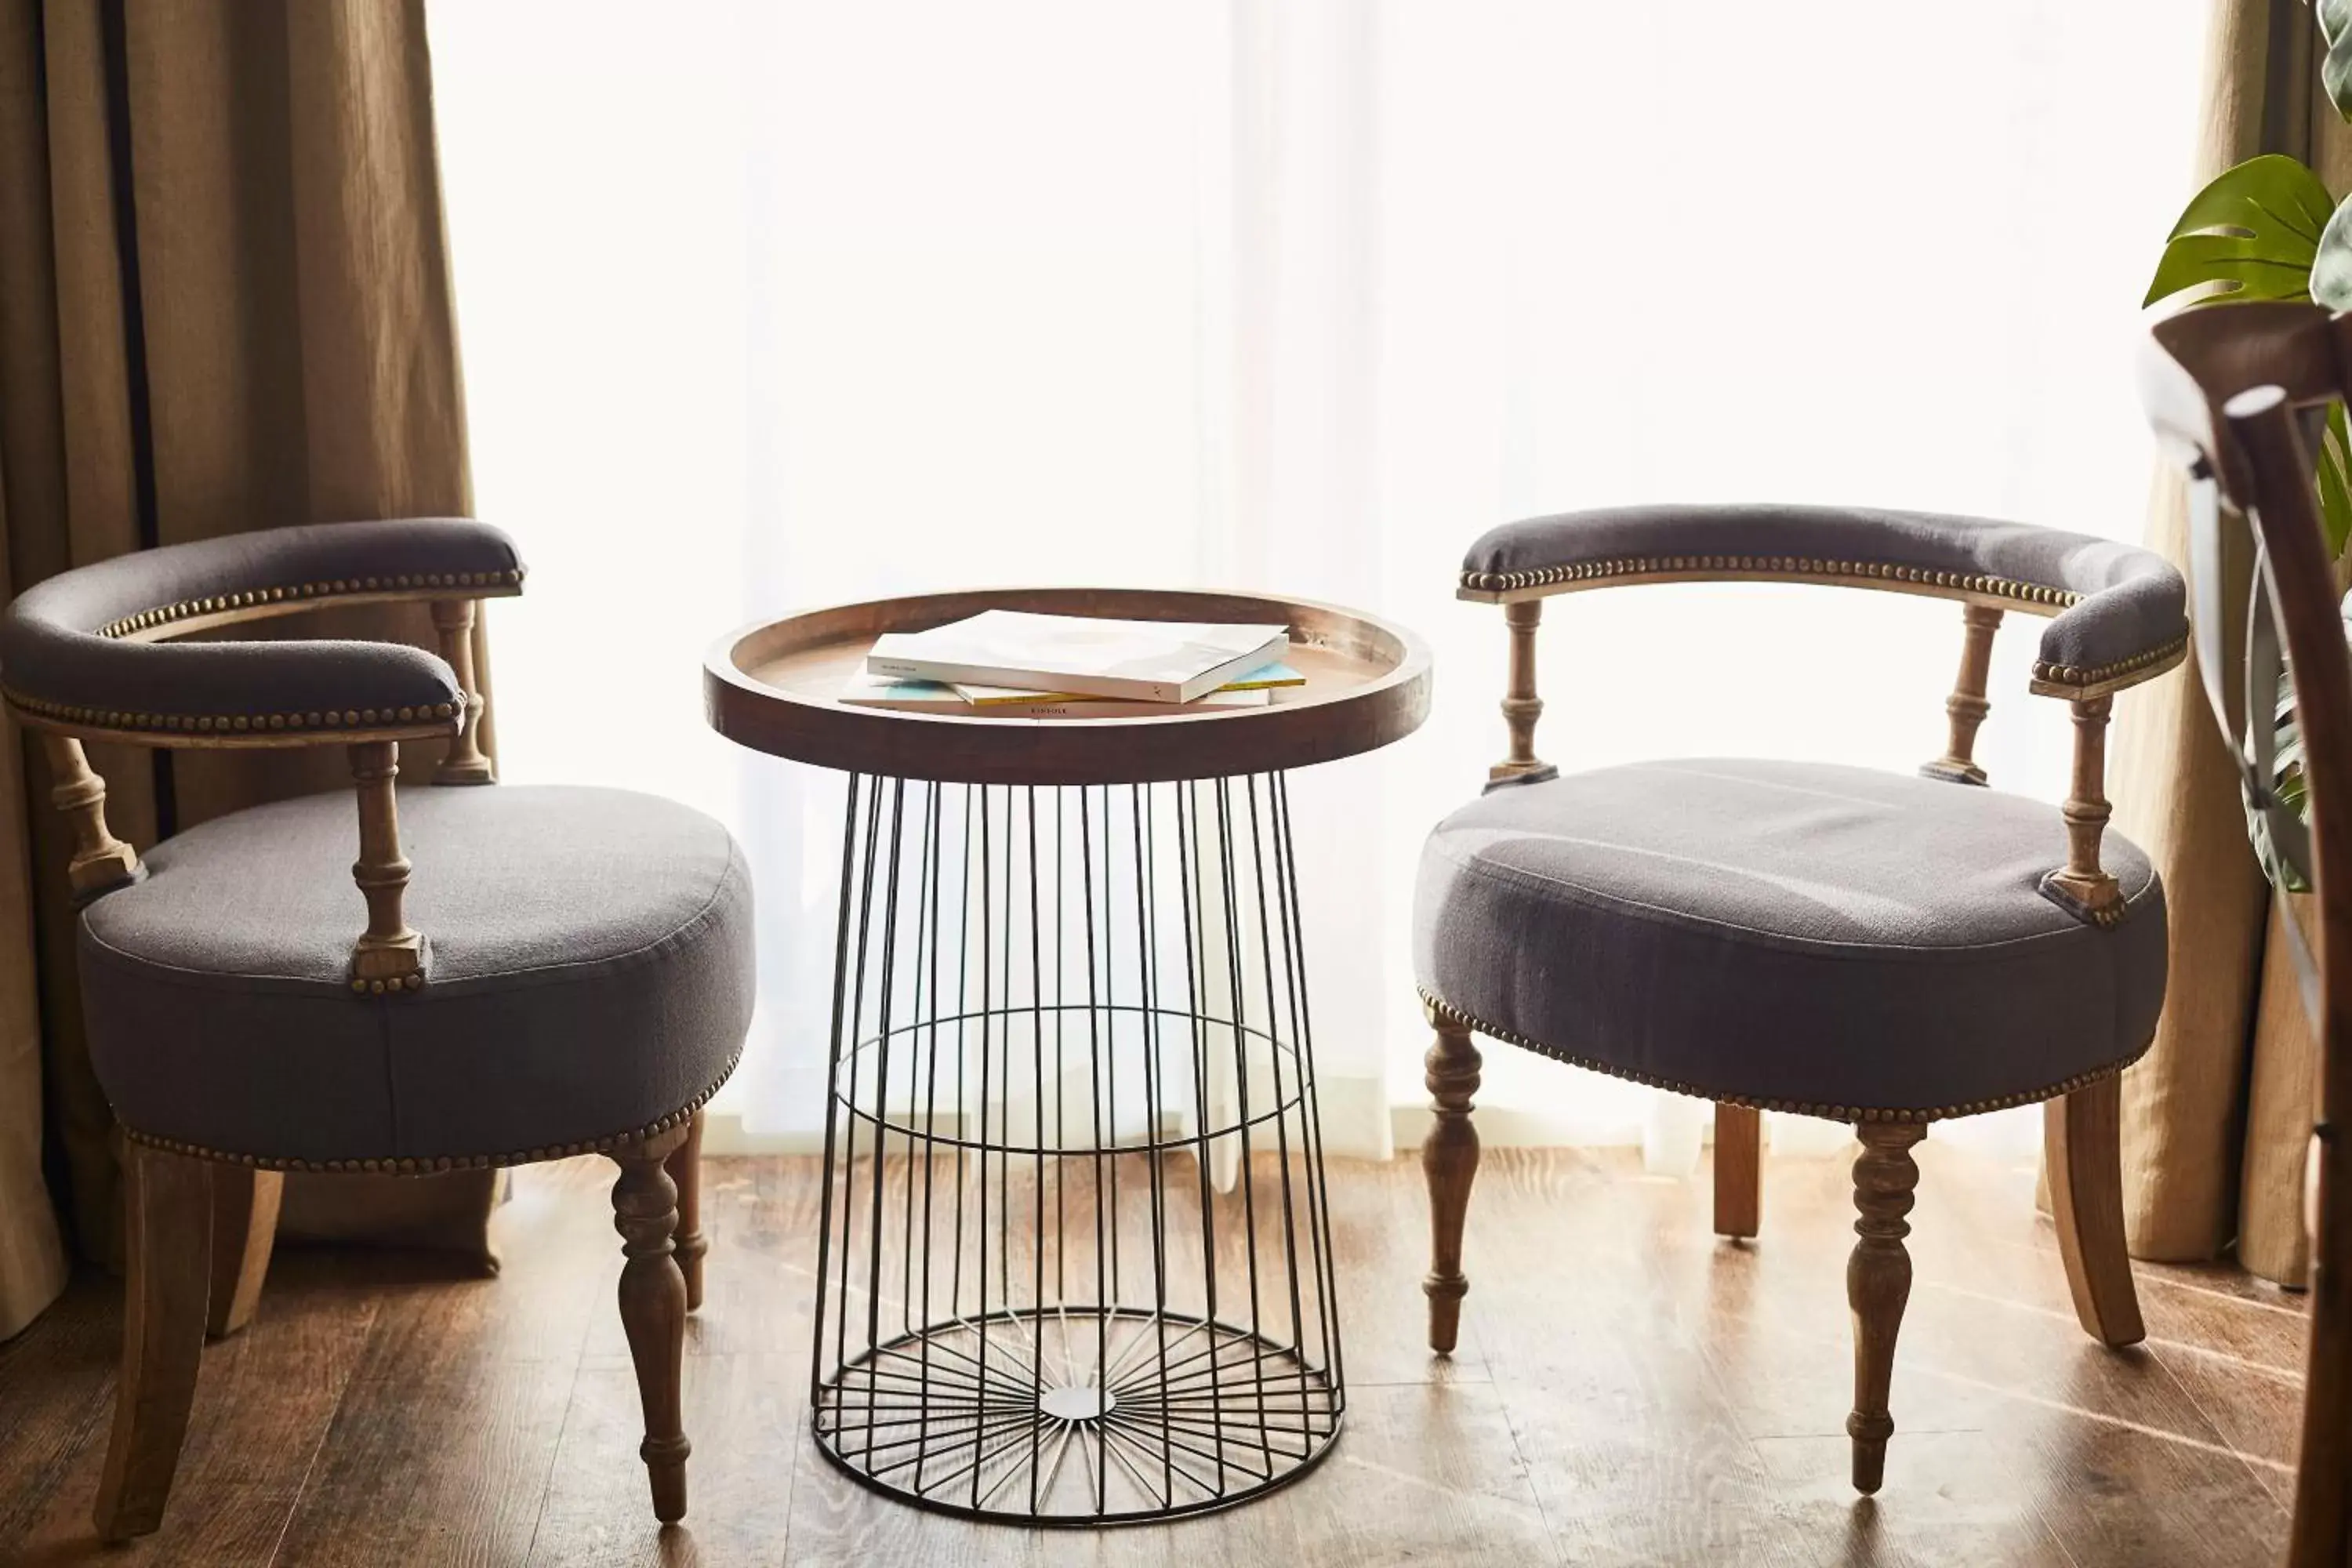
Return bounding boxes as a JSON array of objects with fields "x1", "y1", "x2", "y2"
[
  {"x1": 347, "y1": 741, "x2": 424, "y2": 993},
  {"x1": 2040, "y1": 695, "x2": 2122, "y2": 927},
  {"x1": 430, "y1": 599, "x2": 494, "y2": 786},
  {"x1": 1490, "y1": 600, "x2": 1552, "y2": 784},
  {"x1": 1921, "y1": 604, "x2": 2003, "y2": 786},
  {"x1": 41, "y1": 735, "x2": 141, "y2": 898}
]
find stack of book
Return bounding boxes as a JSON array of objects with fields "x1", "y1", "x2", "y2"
[{"x1": 842, "y1": 609, "x2": 1298, "y2": 718}]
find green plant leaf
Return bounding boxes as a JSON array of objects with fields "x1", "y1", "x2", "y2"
[
  {"x1": 2314, "y1": 191, "x2": 2352, "y2": 308},
  {"x1": 2250, "y1": 667, "x2": 2315, "y2": 893},
  {"x1": 2321, "y1": 401, "x2": 2352, "y2": 556},
  {"x1": 2246, "y1": 591, "x2": 2352, "y2": 895},
  {"x1": 2147, "y1": 154, "x2": 2335, "y2": 307},
  {"x1": 2322, "y1": 0, "x2": 2352, "y2": 121}
]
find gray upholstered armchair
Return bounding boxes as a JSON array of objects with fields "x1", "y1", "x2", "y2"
[
  {"x1": 1414, "y1": 504, "x2": 2187, "y2": 1493},
  {"x1": 1, "y1": 519, "x2": 755, "y2": 1541}
]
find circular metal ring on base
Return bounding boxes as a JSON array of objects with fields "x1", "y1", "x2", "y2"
[{"x1": 812, "y1": 1308, "x2": 1344, "y2": 1524}]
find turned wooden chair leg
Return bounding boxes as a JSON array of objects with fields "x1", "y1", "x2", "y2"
[
  {"x1": 1714, "y1": 1102, "x2": 1762, "y2": 1239},
  {"x1": 665, "y1": 1108, "x2": 709, "y2": 1313},
  {"x1": 1421, "y1": 1000, "x2": 1483, "y2": 1355},
  {"x1": 1848, "y1": 1122, "x2": 1925, "y2": 1496},
  {"x1": 2045, "y1": 1074, "x2": 2145, "y2": 1348},
  {"x1": 206, "y1": 1168, "x2": 282, "y2": 1339},
  {"x1": 94, "y1": 1145, "x2": 214, "y2": 1541},
  {"x1": 612, "y1": 1126, "x2": 694, "y2": 1523},
  {"x1": 2290, "y1": 1132, "x2": 2352, "y2": 1568}
]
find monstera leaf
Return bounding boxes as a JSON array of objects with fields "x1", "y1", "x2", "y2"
[
  {"x1": 2254, "y1": 666, "x2": 2314, "y2": 894},
  {"x1": 2146, "y1": 154, "x2": 2335, "y2": 308},
  {"x1": 2314, "y1": 192, "x2": 2352, "y2": 310},
  {"x1": 2249, "y1": 591, "x2": 2352, "y2": 895},
  {"x1": 2323, "y1": 0, "x2": 2352, "y2": 122},
  {"x1": 2323, "y1": 401, "x2": 2352, "y2": 557},
  {"x1": 2317, "y1": 2, "x2": 2352, "y2": 308}
]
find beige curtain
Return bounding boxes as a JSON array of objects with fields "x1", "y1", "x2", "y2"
[
  {"x1": 0, "y1": 0, "x2": 497, "y2": 1338},
  {"x1": 2114, "y1": 0, "x2": 2350, "y2": 1280},
  {"x1": 0, "y1": 6, "x2": 67, "y2": 1332}
]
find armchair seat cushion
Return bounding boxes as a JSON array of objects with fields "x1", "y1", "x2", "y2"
[
  {"x1": 78, "y1": 785, "x2": 753, "y2": 1167},
  {"x1": 1412, "y1": 760, "x2": 2165, "y2": 1119}
]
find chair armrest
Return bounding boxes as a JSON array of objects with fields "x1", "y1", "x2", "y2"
[
  {"x1": 0, "y1": 517, "x2": 524, "y2": 745},
  {"x1": 1458, "y1": 503, "x2": 2187, "y2": 697}
]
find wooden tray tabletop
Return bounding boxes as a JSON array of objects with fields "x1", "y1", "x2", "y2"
[{"x1": 704, "y1": 587, "x2": 1430, "y2": 785}]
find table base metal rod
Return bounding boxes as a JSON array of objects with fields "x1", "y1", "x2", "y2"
[{"x1": 805, "y1": 773, "x2": 1347, "y2": 1524}]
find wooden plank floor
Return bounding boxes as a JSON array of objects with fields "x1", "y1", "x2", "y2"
[{"x1": 0, "y1": 1143, "x2": 2303, "y2": 1566}]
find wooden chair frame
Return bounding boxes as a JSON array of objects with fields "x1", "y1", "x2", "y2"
[
  {"x1": 2143, "y1": 298, "x2": 2352, "y2": 1568},
  {"x1": 1428, "y1": 535, "x2": 2182, "y2": 1494},
  {"x1": 5, "y1": 573, "x2": 713, "y2": 1540}
]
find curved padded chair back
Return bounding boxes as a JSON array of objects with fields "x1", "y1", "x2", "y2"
[
  {"x1": 0, "y1": 515, "x2": 525, "y2": 978},
  {"x1": 2143, "y1": 299, "x2": 2352, "y2": 1568},
  {"x1": 1457, "y1": 503, "x2": 2187, "y2": 695},
  {"x1": 0, "y1": 517, "x2": 521, "y2": 743}
]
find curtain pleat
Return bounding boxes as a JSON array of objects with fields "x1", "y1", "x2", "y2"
[
  {"x1": 0, "y1": 2, "x2": 65, "y2": 1336},
  {"x1": 2241, "y1": 898, "x2": 2322, "y2": 1277},
  {"x1": 0, "y1": 0, "x2": 493, "y2": 1334},
  {"x1": 2114, "y1": 0, "x2": 2352, "y2": 1279}
]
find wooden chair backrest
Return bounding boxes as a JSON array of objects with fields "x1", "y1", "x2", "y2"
[{"x1": 2143, "y1": 299, "x2": 2352, "y2": 1568}]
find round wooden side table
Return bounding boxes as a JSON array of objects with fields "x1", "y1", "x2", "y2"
[{"x1": 705, "y1": 588, "x2": 1429, "y2": 1524}]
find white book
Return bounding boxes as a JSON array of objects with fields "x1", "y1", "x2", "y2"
[
  {"x1": 840, "y1": 671, "x2": 1272, "y2": 718},
  {"x1": 950, "y1": 660, "x2": 1304, "y2": 706},
  {"x1": 866, "y1": 610, "x2": 1290, "y2": 704}
]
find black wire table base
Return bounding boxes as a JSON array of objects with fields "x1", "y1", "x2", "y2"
[
  {"x1": 813, "y1": 1307, "x2": 1342, "y2": 1522},
  {"x1": 808, "y1": 773, "x2": 1348, "y2": 1525}
]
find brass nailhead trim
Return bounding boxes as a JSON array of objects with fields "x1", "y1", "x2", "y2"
[
  {"x1": 119, "y1": 1050, "x2": 739, "y2": 1174},
  {"x1": 1417, "y1": 988, "x2": 2141, "y2": 1124},
  {"x1": 1458, "y1": 554, "x2": 2084, "y2": 607},
  {"x1": 5, "y1": 685, "x2": 462, "y2": 739},
  {"x1": 94, "y1": 568, "x2": 525, "y2": 641},
  {"x1": 1459, "y1": 554, "x2": 2185, "y2": 694},
  {"x1": 2030, "y1": 635, "x2": 2190, "y2": 690},
  {"x1": 350, "y1": 972, "x2": 429, "y2": 996}
]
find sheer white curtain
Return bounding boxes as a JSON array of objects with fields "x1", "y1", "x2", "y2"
[{"x1": 428, "y1": 1, "x2": 2211, "y2": 1163}]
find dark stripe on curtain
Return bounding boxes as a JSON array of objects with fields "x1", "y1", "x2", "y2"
[
  {"x1": 94, "y1": 0, "x2": 175, "y2": 840},
  {"x1": 2261, "y1": 0, "x2": 2314, "y2": 156}
]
